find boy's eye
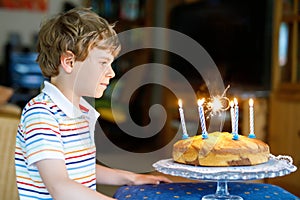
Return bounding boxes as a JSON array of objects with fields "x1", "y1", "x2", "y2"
[{"x1": 101, "y1": 62, "x2": 108, "y2": 67}]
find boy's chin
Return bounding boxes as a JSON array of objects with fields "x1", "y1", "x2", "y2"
[{"x1": 94, "y1": 92, "x2": 104, "y2": 99}]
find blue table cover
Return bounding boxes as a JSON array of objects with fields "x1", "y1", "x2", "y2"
[{"x1": 113, "y1": 182, "x2": 299, "y2": 200}]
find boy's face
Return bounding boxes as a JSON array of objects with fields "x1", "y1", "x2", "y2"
[{"x1": 73, "y1": 47, "x2": 115, "y2": 98}]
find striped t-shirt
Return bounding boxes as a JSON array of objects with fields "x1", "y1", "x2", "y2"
[{"x1": 15, "y1": 81, "x2": 100, "y2": 199}]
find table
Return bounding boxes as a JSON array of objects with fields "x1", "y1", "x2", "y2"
[{"x1": 113, "y1": 182, "x2": 299, "y2": 200}]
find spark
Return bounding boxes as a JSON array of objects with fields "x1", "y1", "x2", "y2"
[{"x1": 205, "y1": 85, "x2": 230, "y2": 117}]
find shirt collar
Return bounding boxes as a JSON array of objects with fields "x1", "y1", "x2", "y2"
[{"x1": 42, "y1": 81, "x2": 100, "y2": 119}]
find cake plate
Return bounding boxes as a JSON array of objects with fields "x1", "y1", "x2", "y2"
[{"x1": 153, "y1": 154, "x2": 297, "y2": 200}]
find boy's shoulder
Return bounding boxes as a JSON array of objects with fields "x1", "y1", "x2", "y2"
[
  {"x1": 21, "y1": 92, "x2": 59, "y2": 117},
  {"x1": 25, "y1": 92, "x2": 54, "y2": 108}
]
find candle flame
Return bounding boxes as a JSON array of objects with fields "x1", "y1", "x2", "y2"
[
  {"x1": 249, "y1": 98, "x2": 254, "y2": 106},
  {"x1": 178, "y1": 99, "x2": 183, "y2": 107},
  {"x1": 230, "y1": 100, "x2": 234, "y2": 108},
  {"x1": 197, "y1": 98, "x2": 205, "y2": 106},
  {"x1": 234, "y1": 98, "x2": 238, "y2": 106}
]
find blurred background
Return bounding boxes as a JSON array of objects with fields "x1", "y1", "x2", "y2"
[{"x1": 0, "y1": 0, "x2": 299, "y2": 198}]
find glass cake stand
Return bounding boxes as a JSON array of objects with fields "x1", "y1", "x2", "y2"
[{"x1": 153, "y1": 155, "x2": 297, "y2": 200}]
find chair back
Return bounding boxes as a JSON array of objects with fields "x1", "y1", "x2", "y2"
[{"x1": 0, "y1": 117, "x2": 19, "y2": 200}]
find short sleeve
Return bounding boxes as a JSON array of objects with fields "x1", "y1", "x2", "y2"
[{"x1": 22, "y1": 106, "x2": 64, "y2": 166}]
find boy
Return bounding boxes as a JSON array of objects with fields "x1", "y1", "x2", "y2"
[{"x1": 15, "y1": 7, "x2": 171, "y2": 200}]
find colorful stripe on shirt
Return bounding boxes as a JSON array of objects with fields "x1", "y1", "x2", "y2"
[{"x1": 15, "y1": 92, "x2": 97, "y2": 199}]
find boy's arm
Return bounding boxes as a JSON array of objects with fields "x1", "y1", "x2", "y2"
[
  {"x1": 36, "y1": 159, "x2": 115, "y2": 200},
  {"x1": 95, "y1": 164, "x2": 172, "y2": 186}
]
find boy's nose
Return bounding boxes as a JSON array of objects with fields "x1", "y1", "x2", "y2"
[{"x1": 107, "y1": 65, "x2": 115, "y2": 78}]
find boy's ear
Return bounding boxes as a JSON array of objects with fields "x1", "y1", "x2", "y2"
[{"x1": 60, "y1": 50, "x2": 75, "y2": 74}]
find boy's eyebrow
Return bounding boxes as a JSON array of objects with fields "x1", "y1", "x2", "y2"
[
  {"x1": 98, "y1": 56, "x2": 114, "y2": 62},
  {"x1": 99, "y1": 57, "x2": 109, "y2": 60}
]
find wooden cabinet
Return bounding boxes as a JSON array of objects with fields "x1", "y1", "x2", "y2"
[
  {"x1": 268, "y1": 98, "x2": 300, "y2": 196},
  {"x1": 271, "y1": 0, "x2": 300, "y2": 87},
  {"x1": 268, "y1": 0, "x2": 300, "y2": 196}
]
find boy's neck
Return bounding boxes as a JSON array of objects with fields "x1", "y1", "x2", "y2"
[{"x1": 50, "y1": 78, "x2": 81, "y2": 109}]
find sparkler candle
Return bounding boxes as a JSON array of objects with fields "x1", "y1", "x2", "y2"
[
  {"x1": 197, "y1": 98, "x2": 208, "y2": 139},
  {"x1": 248, "y1": 98, "x2": 256, "y2": 138},
  {"x1": 233, "y1": 98, "x2": 239, "y2": 140},
  {"x1": 178, "y1": 99, "x2": 189, "y2": 139},
  {"x1": 230, "y1": 100, "x2": 235, "y2": 133}
]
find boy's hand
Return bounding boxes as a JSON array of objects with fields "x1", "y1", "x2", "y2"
[{"x1": 131, "y1": 174, "x2": 172, "y2": 185}]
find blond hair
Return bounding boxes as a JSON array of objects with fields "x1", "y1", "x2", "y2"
[{"x1": 36, "y1": 7, "x2": 120, "y2": 78}]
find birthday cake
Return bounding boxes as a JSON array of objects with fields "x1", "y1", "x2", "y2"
[{"x1": 172, "y1": 132, "x2": 270, "y2": 166}]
